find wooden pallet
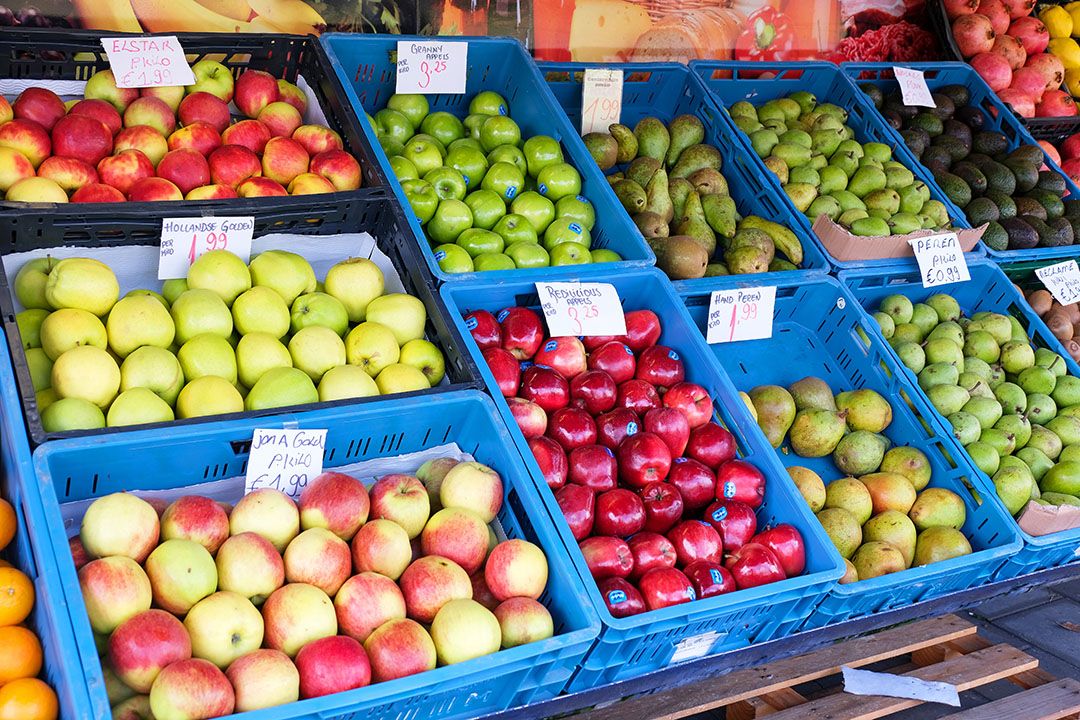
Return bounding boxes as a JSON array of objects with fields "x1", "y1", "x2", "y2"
[{"x1": 579, "y1": 614, "x2": 1080, "y2": 720}]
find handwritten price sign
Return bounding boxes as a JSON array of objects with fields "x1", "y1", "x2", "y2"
[
  {"x1": 581, "y1": 68, "x2": 623, "y2": 135},
  {"x1": 535, "y1": 281, "x2": 626, "y2": 337},
  {"x1": 706, "y1": 286, "x2": 777, "y2": 344},
  {"x1": 893, "y1": 66, "x2": 935, "y2": 108},
  {"x1": 909, "y1": 232, "x2": 970, "y2": 288},
  {"x1": 245, "y1": 428, "x2": 328, "y2": 500},
  {"x1": 396, "y1": 41, "x2": 467, "y2": 94},
  {"x1": 101, "y1": 36, "x2": 195, "y2": 89},
  {"x1": 1037, "y1": 260, "x2": 1080, "y2": 306},
  {"x1": 158, "y1": 216, "x2": 255, "y2": 280}
]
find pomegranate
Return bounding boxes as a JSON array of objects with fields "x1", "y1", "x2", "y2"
[
  {"x1": 1038, "y1": 140, "x2": 1061, "y2": 166},
  {"x1": 971, "y1": 51, "x2": 1013, "y2": 91},
  {"x1": 1059, "y1": 132, "x2": 1080, "y2": 160},
  {"x1": 1025, "y1": 52, "x2": 1065, "y2": 92},
  {"x1": 1010, "y1": 65, "x2": 1049, "y2": 100},
  {"x1": 1001, "y1": 0, "x2": 1036, "y2": 20},
  {"x1": 978, "y1": 0, "x2": 1011, "y2": 34},
  {"x1": 953, "y1": 14, "x2": 996, "y2": 57},
  {"x1": 944, "y1": 0, "x2": 980, "y2": 18},
  {"x1": 991, "y1": 33, "x2": 1027, "y2": 70},
  {"x1": 1036, "y1": 89, "x2": 1078, "y2": 117},
  {"x1": 1010, "y1": 17, "x2": 1050, "y2": 55},
  {"x1": 997, "y1": 87, "x2": 1037, "y2": 117},
  {"x1": 1060, "y1": 157, "x2": 1080, "y2": 183}
]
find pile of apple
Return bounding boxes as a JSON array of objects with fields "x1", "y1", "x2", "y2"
[
  {"x1": 465, "y1": 306, "x2": 807, "y2": 617},
  {"x1": 15, "y1": 248, "x2": 444, "y2": 432},
  {"x1": 0, "y1": 61, "x2": 363, "y2": 203},
  {"x1": 75, "y1": 460, "x2": 554, "y2": 719}
]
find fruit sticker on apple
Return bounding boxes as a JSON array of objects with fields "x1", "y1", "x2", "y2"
[
  {"x1": 535, "y1": 281, "x2": 626, "y2": 338},
  {"x1": 395, "y1": 41, "x2": 468, "y2": 95},
  {"x1": 706, "y1": 286, "x2": 777, "y2": 344},
  {"x1": 245, "y1": 428, "x2": 328, "y2": 499},
  {"x1": 101, "y1": 36, "x2": 197, "y2": 89},
  {"x1": 159, "y1": 217, "x2": 256, "y2": 280}
]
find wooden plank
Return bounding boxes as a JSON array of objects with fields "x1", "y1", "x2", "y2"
[
  {"x1": 943, "y1": 679, "x2": 1080, "y2": 720},
  {"x1": 764, "y1": 644, "x2": 1040, "y2": 720},
  {"x1": 727, "y1": 688, "x2": 807, "y2": 719},
  {"x1": 580, "y1": 614, "x2": 977, "y2": 720},
  {"x1": 943, "y1": 635, "x2": 1055, "y2": 690}
]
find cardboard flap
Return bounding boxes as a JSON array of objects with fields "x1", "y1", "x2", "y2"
[
  {"x1": 811, "y1": 215, "x2": 986, "y2": 262},
  {"x1": 1017, "y1": 500, "x2": 1080, "y2": 536}
]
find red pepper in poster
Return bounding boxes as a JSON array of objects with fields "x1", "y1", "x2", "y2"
[{"x1": 735, "y1": 7, "x2": 795, "y2": 61}]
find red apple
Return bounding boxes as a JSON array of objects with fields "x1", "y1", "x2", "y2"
[
  {"x1": 499, "y1": 307, "x2": 544, "y2": 360},
  {"x1": 236, "y1": 70, "x2": 281, "y2": 119},
  {"x1": 350, "y1": 519, "x2": 412, "y2": 580},
  {"x1": 293, "y1": 124, "x2": 343, "y2": 156},
  {"x1": 683, "y1": 560, "x2": 736, "y2": 599},
  {"x1": 37, "y1": 156, "x2": 98, "y2": 193},
  {"x1": 0, "y1": 118, "x2": 51, "y2": 168},
  {"x1": 69, "y1": 536, "x2": 90, "y2": 570},
  {"x1": 69, "y1": 99, "x2": 123, "y2": 136},
  {"x1": 598, "y1": 577, "x2": 646, "y2": 617},
  {"x1": 508, "y1": 397, "x2": 547, "y2": 438},
  {"x1": 725, "y1": 542, "x2": 786, "y2": 589},
  {"x1": 71, "y1": 183, "x2": 126, "y2": 203},
  {"x1": 622, "y1": 309, "x2": 663, "y2": 352},
  {"x1": 259, "y1": 101, "x2": 303, "y2": 138},
  {"x1": 149, "y1": 658, "x2": 234, "y2": 719},
  {"x1": 529, "y1": 436, "x2": 568, "y2": 490},
  {"x1": 109, "y1": 609, "x2": 192, "y2": 693},
  {"x1": 420, "y1": 507, "x2": 490, "y2": 574},
  {"x1": 13, "y1": 87, "x2": 65, "y2": 130},
  {"x1": 570, "y1": 370, "x2": 617, "y2": 415},
  {"x1": 627, "y1": 531, "x2": 677, "y2": 580},
  {"x1": 123, "y1": 96, "x2": 176, "y2": 136},
  {"x1": 464, "y1": 310, "x2": 501, "y2": 349},
  {"x1": 636, "y1": 345, "x2": 685, "y2": 388},
  {"x1": 78, "y1": 556, "x2": 152, "y2": 635},
  {"x1": 222, "y1": 119, "x2": 272, "y2": 154},
  {"x1": 667, "y1": 457, "x2": 716, "y2": 511},
  {"x1": 368, "y1": 474, "x2": 430, "y2": 539},
  {"x1": 471, "y1": 571, "x2": 500, "y2": 611},
  {"x1": 141, "y1": 85, "x2": 185, "y2": 112},
  {"x1": 399, "y1": 555, "x2": 472, "y2": 623},
  {"x1": 156, "y1": 149, "x2": 212, "y2": 195},
  {"x1": 663, "y1": 382, "x2": 714, "y2": 428},
  {"x1": 262, "y1": 583, "x2": 338, "y2": 657},
  {"x1": 752, "y1": 524, "x2": 806, "y2": 577},
  {"x1": 596, "y1": 407, "x2": 641, "y2": 449},
  {"x1": 568, "y1": 444, "x2": 617, "y2": 492},
  {"x1": 535, "y1": 336, "x2": 587, "y2": 379},
  {"x1": 168, "y1": 122, "x2": 223, "y2": 157},
  {"x1": 704, "y1": 499, "x2": 757, "y2": 552},
  {"x1": 715, "y1": 460, "x2": 766, "y2": 509},
  {"x1": 363, "y1": 618, "x2": 436, "y2": 683},
  {"x1": 667, "y1": 520, "x2": 723, "y2": 566},
  {"x1": 283, "y1": 528, "x2": 352, "y2": 596},
  {"x1": 278, "y1": 79, "x2": 309, "y2": 114},
  {"x1": 178, "y1": 92, "x2": 231, "y2": 133},
  {"x1": 335, "y1": 571, "x2": 407, "y2": 642},
  {"x1": 687, "y1": 422, "x2": 737, "y2": 468},
  {"x1": 639, "y1": 480, "x2": 684, "y2": 534},
  {"x1": 555, "y1": 483, "x2": 595, "y2": 539},
  {"x1": 52, "y1": 114, "x2": 113, "y2": 166},
  {"x1": 296, "y1": 635, "x2": 371, "y2": 698},
  {"x1": 0, "y1": 145, "x2": 34, "y2": 190},
  {"x1": 588, "y1": 341, "x2": 636, "y2": 383},
  {"x1": 617, "y1": 432, "x2": 672, "y2": 487},
  {"x1": 261, "y1": 136, "x2": 309, "y2": 186},
  {"x1": 160, "y1": 496, "x2": 229, "y2": 555},
  {"x1": 494, "y1": 596, "x2": 554, "y2": 647},
  {"x1": 310, "y1": 149, "x2": 362, "y2": 191},
  {"x1": 97, "y1": 149, "x2": 155, "y2": 194},
  {"x1": 187, "y1": 185, "x2": 238, "y2": 200},
  {"x1": 206, "y1": 144, "x2": 261, "y2": 189},
  {"x1": 214, "y1": 532, "x2": 284, "y2": 604},
  {"x1": 520, "y1": 364, "x2": 570, "y2": 411},
  {"x1": 578, "y1": 535, "x2": 634, "y2": 579},
  {"x1": 547, "y1": 406, "x2": 598, "y2": 450},
  {"x1": 485, "y1": 539, "x2": 548, "y2": 600},
  {"x1": 616, "y1": 379, "x2": 661, "y2": 415},
  {"x1": 237, "y1": 176, "x2": 288, "y2": 197},
  {"x1": 638, "y1": 567, "x2": 696, "y2": 610},
  {"x1": 483, "y1": 347, "x2": 520, "y2": 397},
  {"x1": 644, "y1": 407, "x2": 691, "y2": 458},
  {"x1": 225, "y1": 649, "x2": 299, "y2": 713},
  {"x1": 298, "y1": 471, "x2": 369, "y2": 541},
  {"x1": 594, "y1": 487, "x2": 646, "y2": 536},
  {"x1": 114, "y1": 125, "x2": 168, "y2": 166}
]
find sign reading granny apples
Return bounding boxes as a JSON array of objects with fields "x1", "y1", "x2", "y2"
[
  {"x1": 396, "y1": 40, "x2": 468, "y2": 94},
  {"x1": 909, "y1": 232, "x2": 970, "y2": 288},
  {"x1": 707, "y1": 286, "x2": 776, "y2": 344},
  {"x1": 158, "y1": 217, "x2": 255, "y2": 280},
  {"x1": 1037, "y1": 260, "x2": 1080, "y2": 306},
  {"x1": 892, "y1": 66, "x2": 935, "y2": 108},
  {"x1": 101, "y1": 36, "x2": 196, "y2": 89},
  {"x1": 245, "y1": 428, "x2": 328, "y2": 499},
  {"x1": 581, "y1": 68, "x2": 622, "y2": 135},
  {"x1": 536, "y1": 281, "x2": 626, "y2": 337}
]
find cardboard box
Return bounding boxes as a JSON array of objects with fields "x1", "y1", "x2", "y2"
[
  {"x1": 811, "y1": 215, "x2": 986, "y2": 263},
  {"x1": 1017, "y1": 500, "x2": 1080, "y2": 536}
]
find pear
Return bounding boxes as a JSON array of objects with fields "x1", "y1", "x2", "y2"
[
  {"x1": 665, "y1": 114, "x2": 706, "y2": 167},
  {"x1": 701, "y1": 193, "x2": 738, "y2": 238},
  {"x1": 608, "y1": 123, "x2": 637, "y2": 163},
  {"x1": 825, "y1": 477, "x2": 874, "y2": 524},
  {"x1": 852, "y1": 541, "x2": 906, "y2": 579},
  {"x1": 748, "y1": 384, "x2": 796, "y2": 448},
  {"x1": 880, "y1": 446, "x2": 932, "y2": 491},
  {"x1": 626, "y1": 156, "x2": 661, "y2": 188},
  {"x1": 687, "y1": 167, "x2": 728, "y2": 196},
  {"x1": 671, "y1": 144, "x2": 723, "y2": 179},
  {"x1": 674, "y1": 190, "x2": 716, "y2": 255},
  {"x1": 913, "y1": 527, "x2": 972, "y2": 566},
  {"x1": 926, "y1": 293, "x2": 961, "y2": 322},
  {"x1": 879, "y1": 294, "x2": 913, "y2": 323},
  {"x1": 993, "y1": 465, "x2": 1033, "y2": 514},
  {"x1": 863, "y1": 510, "x2": 917, "y2": 567},
  {"x1": 909, "y1": 488, "x2": 966, "y2": 531},
  {"x1": 927, "y1": 384, "x2": 970, "y2": 416},
  {"x1": 632, "y1": 211, "x2": 669, "y2": 239},
  {"x1": 633, "y1": 117, "x2": 670, "y2": 162},
  {"x1": 612, "y1": 179, "x2": 647, "y2": 214},
  {"x1": 816, "y1": 507, "x2": 862, "y2": 558},
  {"x1": 862, "y1": 472, "x2": 917, "y2": 514},
  {"x1": 583, "y1": 132, "x2": 618, "y2": 170},
  {"x1": 668, "y1": 177, "x2": 694, "y2": 221},
  {"x1": 949, "y1": 411, "x2": 981, "y2": 446},
  {"x1": 962, "y1": 396, "x2": 1003, "y2": 430},
  {"x1": 832, "y1": 430, "x2": 888, "y2": 477},
  {"x1": 788, "y1": 466, "x2": 826, "y2": 511},
  {"x1": 788, "y1": 376, "x2": 837, "y2": 412},
  {"x1": 789, "y1": 408, "x2": 847, "y2": 457},
  {"x1": 644, "y1": 168, "x2": 674, "y2": 224},
  {"x1": 918, "y1": 362, "x2": 959, "y2": 391},
  {"x1": 835, "y1": 389, "x2": 892, "y2": 433}
]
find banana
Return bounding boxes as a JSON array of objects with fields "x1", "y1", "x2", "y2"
[
  {"x1": 130, "y1": 0, "x2": 256, "y2": 32},
  {"x1": 608, "y1": 123, "x2": 637, "y2": 164},
  {"x1": 248, "y1": 0, "x2": 325, "y2": 32},
  {"x1": 72, "y1": 0, "x2": 142, "y2": 32},
  {"x1": 737, "y1": 215, "x2": 803, "y2": 266},
  {"x1": 248, "y1": 13, "x2": 319, "y2": 35},
  {"x1": 195, "y1": 0, "x2": 254, "y2": 21}
]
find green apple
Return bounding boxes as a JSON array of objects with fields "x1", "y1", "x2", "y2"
[
  {"x1": 289, "y1": 326, "x2": 346, "y2": 382},
  {"x1": 178, "y1": 333, "x2": 238, "y2": 384},
  {"x1": 40, "y1": 308, "x2": 107, "y2": 361},
  {"x1": 506, "y1": 242, "x2": 549, "y2": 269},
  {"x1": 44, "y1": 258, "x2": 119, "y2": 317},
  {"x1": 187, "y1": 250, "x2": 252, "y2": 306},
  {"x1": 479, "y1": 116, "x2": 521, "y2": 153},
  {"x1": 248, "y1": 250, "x2": 317, "y2": 306},
  {"x1": 424, "y1": 166, "x2": 468, "y2": 201},
  {"x1": 387, "y1": 93, "x2": 430, "y2": 130},
  {"x1": 555, "y1": 195, "x2": 595, "y2": 230},
  {"x1": 291, "y1": 292, "x2": 349, "y2": 336},
  {"x1": 487, "y1": 145, "x2": 527, "y2": 175},
  {"x1": 106, "y1": 295, "x2": 176, "y2": 358},
  {"x1": 399, "y1": 338, "x2": 445, "y2": 385},
  {"x1": 456, "y1": 228, "x2": 504, "y2": 258},
  {"x1": 470, "y1": 91, "x2": 508, "y2": 117},
  {"x1": 420, "y1": 111, "x2": 465, "y2": 147},
  {"x1": 379, "y1": 136, "x2": 405, "y2": 157},
  {"x1": 318, "y1": 364, "x2": 379, "y2": 401},
  {"x1": 433, "y1": 244, "x2": 474, "y2": 274},
  {"x1": 27, "y1": 347, "x2": 52, "y2": 391},
  {"x1": 481, "y1": 162, "x2": 524, "y2": 202},
  {"x1": 176, "y1": 376, "x2": 244, "y2": 419},
  {"x1": 590, "y1": 248, "x2": 623, "y2": 263},
  {"x1": 324, "y1": 258, "x2": 385, "y2": 323},
  {"x1": 543, "y1": 217, "x2": 592, "y2": 251},
  {"x1": 492, "y1": 214, "x2": 538, "y2": 246},
  {"x1": 161, "y1": 279, "x2": 189, "y2": 305},
  {"x1": 522, "y1": 136, "x2": 563, "y2": 178},
  {"x1": 41, "y1": 397, "x2": 105, "y2": 432},
  {"x1": 235, "y1": 332, "x2": 293, "y2": 389},
  {"x1": 511, "y1": 191, "x2": 556, "y2": 233},
  {"x1": 125, "y1": 289, "x2": 169, "y2": 308},
  {"x1": 36, "y1": 388, "x2": 57, "y2": 413},
  {"x1": 401, "y1": 179, "x2": 440, "y2": 225},
  {"x1": 185, "y1": 60, "x2": 234, "y2": 102},
  {"x1": 120, "y1": 346, "x2": 184, "y2": 406},
  {"x1": 410, "y1": 133, "x2": 447, "y2": 158},
  {"x1": 245, "y1": 366, "x2": 319, "y2": 411},
  {"x1": 375, "y1": 363, "x2": 430, "y2": 394},
  {"x1": 14, "y1": 257, "x2": 58, "y2": 310},
  {"x1": 15, "y1": 309, "x2": 48, "y2": 349},
  {"x1": 52, "y1": 345, "x2": 120, "y2": 408},
  {"x1": 171, "y1": 289, "x2": 234, "y2": 344},
  {"x1": 231, "y1": 286, "x2": 290, "y2": 339},
  {"x1": 448, "y1": 138, "x2": 483, "y2": 154},
  {"x1": 390, "y1": 155, "x2": 419, "y2": 181},
  {"x1": 401, "y1": 137, "x2": 444, "y2": 177},
  {"x1": 366, "y1": 294, "x2": 427, "y2": 345},
  {"x1": 107, "y1": 387, "x2": 174, "y2": 427},
  {"x1": 474, "y1": 253, "x2": 515, "y2": 272},
  {"x1": 537, "y1": 163, "x2": 582, "y2": 202},
  {"x1": 550, "y1": 243, "x2": 593, "y2": 265},
  {"x1": 464, "y1": 189, "x2": 506, "y2": 230},
  {"x1": 428, "y1": 199, "x2": 474, "y2": 244},
  {"x1": 445, "y1": 146, "x2": 488, "y2": 190},
  {"x1": 374, "y1": 108, "x2": 414, "y2": 145},
  {"x1": 463, "y1": 113, "x2": 487, "y2": 140},
  {"x1": 345, "y1": 321, "x2": 400, "y2": 377}
]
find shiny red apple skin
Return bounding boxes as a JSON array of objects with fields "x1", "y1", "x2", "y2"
[
  {"x1": 703, "y1": 499, "x2": 757, "y2": 552},
  {"x1": 507, "y1": 397, "x2": 546, "y2": 439},
  {"x1": 667, "y1": 520, "x2": 723, "y2": 566},
  {"x1": 588, "y1": 341, "x2": 636, "y2": 384},
  {"x1": 667, "y1": 457, "x2": 716, "y2": 511},
  {"x1": 683, "y1": 560, "x2": 736, "y2": 599},
  {"x1": 498, "y1": 307, "x2": 544, "y2": 360},
  {"x1": 595, "y1": 408, "x2": 641, "y2": 450},
  {"x1": 616, "y1": 432, "x2": 671, "y2": 488},
  {"x1": 519, "y1": 365, "x2": 570, "y2": 412},
  {"x1": 616, "y1": 379, "x2": 662, "y2": 416},
  {"x1": 752, "y1": 524, "x2": 806, "y2": 577},
  {"x1": 464, "y1": 310, "x2": 501, "y2": 350},
  {"x1": 570, "y1": 370, "x2": 617, "y2": 415},
  {"x1": 593, "y1": 488, "x2": 646, "y2": 537},
  {"x1": 715, "y1": 460, "x2": 766, "y2": 509},
  {"x1": 725, "y1": 542, "x2": 786, "y2": 590},
  {"x1": 483, "y1": 347, "x2": 520, "y2": 397},
  {"x1": 529, "y1": 436, "x2": 568, "y2": 490},
  {"x1": 546, "y1": 406, "x2": 598, "y2": 451},
  {"x1": 644, "y1": 407, "x2": 690, "y2": 458},
  {"x1": 639, "y1": 481, "x2": 684, "y2": 534},
  {"x1": 687, "y1": 422, "x2": 737, "y2": 468},
  {"x1": 663, "y1": 382, "x2": 714, "y2": 428},
  {"x1": 579, "y1": 536, "x2": 634, "y2": 580},
  {"x1": 622, "y1": 310, "x2": 663, "y2": 352},
  {"x1": 626, "y1": 531, "x2": 676, "y2": 581},
  {"x1": 597, "y1": 577, "x2": 645, "y2": 618},
  {"x1": 635, "y1": 346, "x2": 685, "y2": 388},
  {"x1": 555, "y1": 484, "x2": 594, "y2": 540},
  {"x1": 534, "y1": 337, "x2": 587, "y2": 380},
  {"x1": 567, "y1": 444, "x2": 617, "y2": 492},
  {"x1": 637, "y1": 567, "x2": 695, "y2": 611}
]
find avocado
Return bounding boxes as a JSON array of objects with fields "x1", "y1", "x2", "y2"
[
  {"x1": 931, "y1": 134, "x2": 972, "y2": 162},
  {"x1": 935, "y1": 172, "x2": 972, "y2": 208},
  {"x1": 902, "y1": 128, "x2": 931, "y2": 157},
  {"x1": 1065, "y1": 199, "x2": 1080, "y2": 219},
  {"x1": 1035, "y1": 170, "x2": 1068, "y2": 196},
  {"x1": 951, "y1": 162, "x2": 987, "y2": 195},
  {"x1": 922, "y1": 145, "x2": 953, "y2": 170},
  {"x1": 972, "y1": 131, "x2": 1009, "y2": 156},
  {"x1": 1007, "y1": 145, "x2": 1045, "y2": 167},
  {"x1": 911, "y1": 112, "x2": 944, "y2": 137},
  {"x1": 982, "y1": 221, "x2": 1008, "y2": 251},
  {"x1": 882, "y1": 110, "x2": 903, "y2": 131},
  {"x1": 938, "y1": 84, "x2": 971, "y2": 107},
  {"x1": 1013, "y1": 196, "x2": 1048, "y2": 220},
  {"x1": 942, "y1": 119, "x2": 973, "y2": 147},
  {"x1": 1047, "y1": 217, "x2": 1076, "y2": 246},
  {"x1": 860, "y1": 83, "x2": 884, "y2": 108},
  {"x1": 982, "y1": 161, "x2": 1017, "y2": 195},
  {"x1": 1066, "y1": 215, "x2": 1080, "y2": 241},
  {"x1": 884, "y1": 96, "x2": 920, "y2": 119},
  {"x1": 929, "y1": 94, "x2": 957, "y2": 120},
  {"x1": 954, "y1": 106, "x2": 984, "y2": 131},
  {"x1": 1006, "y1": 159, "x2": 1039, "y2": 193},
  {"x1": 986, "y1": 190, "x2": 1017, "y2": 219},
  {"x1": 966, "y1": 197, "x2": 1000, "y2": 225},
  {"x1": 1024, "y1": 216, "x2": 1057, "y2": 248},
  {"x1": 1000, "y1": 217, "x2": 1039, "y2": 250},
  {"x1": 1026, "y1": 188, "x2": 1065, "y2": 219}
]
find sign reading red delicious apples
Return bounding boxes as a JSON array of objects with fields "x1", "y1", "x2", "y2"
[
  {"x1": 245, "y1": 428, "x2": 328, "y2": 499},
  {"x1": 535, "y1": 281, "x2": 626, "y2": 337},
  {"x1": 158, "y1": 216, "x2": 255, "y2": 280},
  {"x1": 395, "y1": 40, "x2": 468, "y2": 94},
  {"x1": 581, "y1": 68, "x2": 623, "y2": 135},
  {"x1": 101, "y1": 35, "x2": 196, "y2": 89},
  {"x1": 706, "y1": 287, "x2": 776, "y2": 344}
]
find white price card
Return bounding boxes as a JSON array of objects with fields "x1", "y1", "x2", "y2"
[
  {"x1": 706, "y1": 286, "x2": 777, "y2": 344},
  {"x1": 581, "y1": 68, "x2": 623, "y2": 135},
  {"x1": 101, "y1": 36, "x2": 196, "y2": 89},
  {"x1": 670, "y1": 631, "x2": 720, "y2": 664},
  {"x1": 535, "y1": 282, "x2": 626, "y2": 337},
  {"x1": 158, "y1": 217, "x2": 255, "y2": 280},
  {"x1": 893, "y1": 66, "x2": 935, "y2": 108},
  {"x1": 909, "y1": 232, "x2": 970, "y2": 288},
  {"x1": 245, "y1": 428, "x2": 328, "y2": 500},
  {"x1": 396, "y1": 40, "x2": 468, "y2": 94},
  {"x1": 1036, "y1": 260, "x2": 1080, "y2": 306}
]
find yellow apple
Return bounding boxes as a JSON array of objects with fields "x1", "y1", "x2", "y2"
[
  {"x1": 170, "y1": 289, "x2": 233, "y2": 343},
  {"x1": 120, "y1": 346, "x2": 185, "y2": 406},
  {"x1": 107, "y1": 387, "x2": 175, "y2": 427},
  {"x1": 176, "y1": 376, "x2": 244, "y2": 418},
  {"x1": 318, "y1": 364, "x2": 379, "y2": 401},
  {"x1": 178, "y1": 333, "x2": 238, "y2": 384},
  {"x1": 40, "y1": 307, "x2": 108, "y2": 360},
  {"x1": 345, "y1": 321, "x2": 399, "y2": 377},
  {"x1": 52, "y1": 345, "x2": 120, "y2": 408},
  {"x1": 44, "y1": 257, "x2": 119, "y2": 316},
  {"x1": 106, "y1": 294, "x2": 176, "y2": 358},
  {"x1": 324, "y1": 258, "x2": 384, "y2": 323},
  {"x1": 375, "y1": 363, "x2": 429, "y2": 395},
  {"x1": 236, "y1": 332, "x2": 293, "y2": 389},
  {"x1": 366, "y1": 293, "x2": 427, "y2": 345},
  {"x1": 187, "y1": 249, "x2": 252, "y2": 305},
  {"x1": 245, "y1": 366, "x2": 318, "y2": 411},
  {"x1": 288, "y1": 326, "x2": 345, "y2": 382},
  {"x1": 249, "y1": 250, "x2": 316, "y2": 306},
  {"x1": 232, "y1": 286, "x2": 290, "y2": 338}
]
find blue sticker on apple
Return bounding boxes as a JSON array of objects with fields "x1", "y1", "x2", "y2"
[
  {"x1": 673, "y1": 457, "x2": 686, "y2": 464},
  {"x1": 668, "y1": 350, "x2": 679, "y2": 361},
  {"x1": 711, "y1": 506, "x2": 728, "y2": 522},
  {"x1": 623, "y1": 345, "x2": 633, "y2": 354},
  {"x1": 499, "y1": 105, "x2": 507, "y2": 116},
  {"x1": 607, "y1": 589, "x2": 627, "y2": 605},
  {"x1": 462, "y1": 174, "x2": 470, "y2": 186},
  {"x1": 626, "y1": 421, "x2": 638, "y2": 435},
  {"x1": 686, "y1": 587, "x2": 697, "y2": 601},
  {"x1": 709, "y1": 569, "x2": 722, "y2": 584},
  {"x1": 538, "y1": 183, "x2": 548, "y2": 195},
  {"x1": 434, "y1": 250, "x2": 446, "y2": 261},
  {"x1": 603, "y1": 447, "x2": 614, "y2": 456},
  {"x1": 505, "y1": 186, "x2": 518, "y2": 199},
  {"x1": 465, "y1": 316, "x2": 478, "y2": 330},
  {"x1": 544, "y1": 340, "x2": 557, "y2": 352},
  {"x1": 576, "y1": 194, "x2": 590, "y2": 204},
  {"x1": 723, "y1": 481, "x2": 736, "y2": 498},
  {"x1": 497, "y1": 309, "x2": 509, "y2": 322},
  {"x1": 520, "y1": 361, "x2": 534, "y2": 370},
  {"x1": 569, "y1": 222, "x2": 582, "y2": 234}
]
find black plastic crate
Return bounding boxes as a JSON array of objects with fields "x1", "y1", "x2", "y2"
[{"x1": 0, "y1": 27, "x2": 390, "y2": 246}]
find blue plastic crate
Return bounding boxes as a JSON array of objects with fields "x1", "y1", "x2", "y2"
[
  {"x1": 678, "y1": 275, "x2": 1023, "y2": 628},
  {"x1": 538, "y1": 61, "x2": 832, "y2": 284},
  {"x1": 319, "y1": 34, "x2": 654, "y2": 284},
  {"x1": 440, "y1": 268, "x2": 844, "y2": 690},
  {"x1": 0, "y1": 331, "x2": 96, "y2": 718},
  {"x1": 689, "y1": 61, "x2": 982, "y2": 272},
  {"x1": 27, "y1": 390, "x2": 600, "y2": 720},
  {"x1": 840, "y1": 258, "x2": 1080, "y2": 579},
  {"x1": 842, "y1": 62, "x2": 1080, "y2": 264}
]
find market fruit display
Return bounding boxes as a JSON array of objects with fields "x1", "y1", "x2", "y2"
[
  {"x1": 729, "y1": 92, "x2": 952, "y2": 237},
  {"x1": 745, "y1": 380, "x2": 973, "y2": 583},
  {"x1": 1021, "y1": 284, "x2": 1080, "y2": 362},
  {"x1": 1051, "y1": 129, "x2": 1080, "y2": 184},
  {"x1": 0, "y1": 64, "x2": 362, "y2": 203},
  {"x1": 13, "y1": 249, "x2": 444, "y2": 432},
  {"x1": 75, "y1": 462, "x2": 554, "y2": 717},
  {"x1": 871, "y1": 292, "x2": 1080, "y2": 514},
  {"x1": 465, "y1": 305, "x2": 807, "y2": 615},
  {"x1": 579, "y1": 116, "x2": 804, "y2": 279},
  {"x1": 372, "y1": 90, "x2": 615, "y2": 272},
  {"x1": 861, "y1": 82, "x2": 1074, "y2": 252}
]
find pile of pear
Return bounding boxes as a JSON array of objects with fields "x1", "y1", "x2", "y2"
[
  {"x1": 582, "y1": 116, "x2": 803, "y2": 280},
  {"x1": 745, "y1": 377, "x2": 973, "y2": 584},
  {"x1": 872, "y1": 293, "x2": 1080, "y2": 516}
]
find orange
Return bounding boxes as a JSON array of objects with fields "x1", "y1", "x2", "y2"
[
  {"x1": 0, "y1": 499, "x2": 13, "y2": 554},
  {"x1": 0, "y1": 678, "x2": 58, "y2": 720},
  {"x1": 0, "y1": 568, "x2": 33, "y2": 627},
  {"x1": 0, "y1": 626, "x2": 42, "y2": 684}
]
